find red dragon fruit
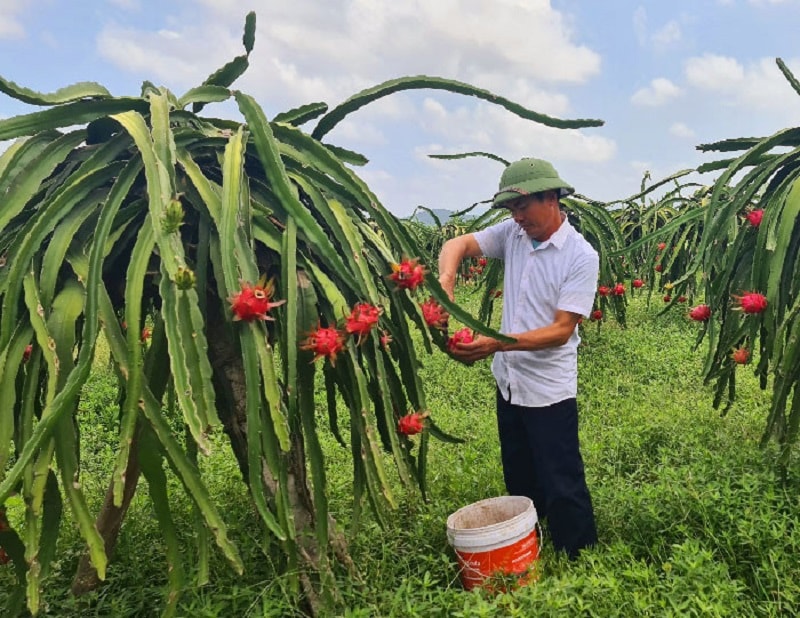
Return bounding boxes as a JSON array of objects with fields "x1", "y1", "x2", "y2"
[
  {"x1": 731, "y1": 347, "x2": 750, "y2": 365},
  {"x1": 746, "y1": 209, "x2": 764, "y2": 227},
  {"x1": 447, "y1": 328, "x2": 474, "y2": 352},
  {"x1": 300, "y1": 325, "x2": 346, "y2": 366},
  {"x1": 398, "y1": 411, "x2": 427, "y2": 436},
  {"x1": 345, "y1": 303, "x2": 381, "y2": 343},
  {"x1": 689, "y1": 304, "x2": 711, "y2": 321},
  {"x1": 388, "y1": 257, "x2": 426, "y2": 291},
  {"x1": 735, "y1": 292, "x2": 768, "y2": 314},
  {"x1": 230, "y1": 278, "x2": 285, "y2": 322},
  {"x1": 420, "y1": 297, "x2": 449, "y2": 329}
]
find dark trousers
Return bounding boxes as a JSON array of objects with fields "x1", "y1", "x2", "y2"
[{"x1": 496, "y1": 389, "x2": 597, "y2": 559}]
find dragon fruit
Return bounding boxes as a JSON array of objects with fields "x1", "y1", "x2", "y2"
[
  {"x1": 746, "y1": 209, "x2": 764, "y2": 227},
  {"x1": 447, "y1": 328, "x2": 474, "y2": 352},
  {"x1": 389, "y1": 257, "x2": 426, "y2": 291},
  {"x1": 420, "y1": 297, "x2": 449, "y2": 329},
  {"x1": 735, "y1": 292, "x2": 767, "y2": 314},
  {"x1": 398, "y1": 412, "x2": 426, "y2": 436},
  {"x1": 731, "y1": 348, "x2": 750, "y2": 364},
  {"x1": 230, "y1": 278, "x2": 285, "y2": 322},
  {"x1": 301, "y1": 325, "x2": 346, "y2": 366},
  {"x1": 345, "y1": 303, "x2": 381, "y2": 343},
  {"x1": 689, "y1": 304, "x2": 711, "y2": 322}
]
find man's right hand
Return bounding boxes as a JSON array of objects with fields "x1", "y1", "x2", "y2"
[
  {"x1": 437, "y1": 235, "x2": 483, "y2": 302},
  {"x1": 438, "y1": 275, "x2": 456, "y2": 301}
]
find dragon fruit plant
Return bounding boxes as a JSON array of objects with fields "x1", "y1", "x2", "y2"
[
  {"x1": 679, "y1": 57, "x2": 800, "y2": 466},
  {"x1": 0, "y1": 11, "x2": 605, "y2": 616}
]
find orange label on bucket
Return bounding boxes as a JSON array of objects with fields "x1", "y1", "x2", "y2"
[{"x1": 455, "y1": 528, "x2": 539, "y2": 591}]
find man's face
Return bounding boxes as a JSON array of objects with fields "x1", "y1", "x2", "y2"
[{"x1": 505, "y1": 191, "x2": 560, "y2": 240}]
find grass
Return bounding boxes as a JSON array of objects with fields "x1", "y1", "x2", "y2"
[{"x1": 3, "y1": 291, "x2": 800, "y2": 616}]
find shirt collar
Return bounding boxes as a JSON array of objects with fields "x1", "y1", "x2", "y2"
[{"x1": 516, "y1": 215, "x2": 573, "y2": 250}]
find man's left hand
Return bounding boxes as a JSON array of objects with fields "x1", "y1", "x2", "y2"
[{"x1": 449, "y1": 335, "x2": 502, "y2": 363}]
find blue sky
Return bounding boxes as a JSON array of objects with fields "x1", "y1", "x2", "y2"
[{"x1": 2, "y1": 0, "x2": 800, "y2": 217}]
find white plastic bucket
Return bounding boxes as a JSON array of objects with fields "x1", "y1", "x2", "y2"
[{"x1": 446, "y1": 496, "x2": 540, "y2": 591}]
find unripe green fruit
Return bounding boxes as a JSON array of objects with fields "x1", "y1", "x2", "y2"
[
  {"x1": 163, "y1": 199, "x2": 184, "y2": 233},
  {"x1": 174, "y1": 266, "x2": 196, "y2": 290}
]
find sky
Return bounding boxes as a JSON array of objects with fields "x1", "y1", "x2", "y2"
[{"x1": 2, "y1": 0, "x2": 800, "y2": 218}]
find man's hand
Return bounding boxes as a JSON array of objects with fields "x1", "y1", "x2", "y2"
[
  {"x1": 448, "y1": 334, "x2": 502, "y2": 363},
  {"x1": 438, "y1": 274, "x2": 456, "y2": 302},
  {"x1": 438, "y1": 235, "x2": 482, "y2": 302}
]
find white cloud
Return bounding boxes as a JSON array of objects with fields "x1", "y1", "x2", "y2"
[
  {"x1": 0, "y1": 0, "x2": 26, "y2": 39},
  {"x1": 355, "y1": 167, "x2": 399, "y2": 207},
  {"x1": 268, "y1": 58, "x2": 339, "y2": 106},
  {"x1": 685, "y1": 54, "x2": 800, "y2": 114},
  {"x1": 414, "y1": 100, "x2": 615, "y2": 164},
  {"x1": 339, "y1": 95, "x2": 618, "y2": 215},
  {"x1": 737, "y1": 57, "x2": 800, "y2": 110},
  {"x1": 96, "y1": 0, "x2": 601, "y2": 112},
  {"x1": 685, "y1": 53, "x2": 745, "y2": 90},
  {"x1": 422, "y1": 98, "x2": 448, "y2": 122},
  {"x1": 90, "y1": 1, "x2": 611, "y2": 215},
  {"x1": 631, "y1": 78, "x2": 683, "y2": 106},
  {"x1": 97, "y1": 22, "x2": 242, "y2": 88},
  {"x1": 633, "y1": 7, "x2": 648, "y2": 47},
  {"x1": 670, "y1": 122, "x2": 696, "y2": 139},
  {"x1": 652, "y1": 20, "x2": 682, "y2": 48},
  {"x1": 465, "y1": 75, "x2": 572, "y2": 117},
  {"x1": 327, "y1": 118, "x2": 387, "y2": 147},
  {"x1": 749, "y1": 0, "x2": 792, "y2": 4},
  {"x1": 632, "y1": 8, "x2": 683, "y2": 50}
]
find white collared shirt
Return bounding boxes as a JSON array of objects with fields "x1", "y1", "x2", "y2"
[{"x1": 473, "y1": 217, "x2": 599, "y2": 407}]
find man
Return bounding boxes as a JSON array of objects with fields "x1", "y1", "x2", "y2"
[{"x1": 438, "y1": 157, "x2": 598, "y2": 559}]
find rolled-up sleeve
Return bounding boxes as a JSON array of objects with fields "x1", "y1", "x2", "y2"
[{"x1": 473, "y1": 219, "x2": 516, "y2": 260}]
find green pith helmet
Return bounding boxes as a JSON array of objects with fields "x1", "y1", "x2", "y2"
[{"x1": 492, "y1": 157, "x2": 575, "y2": 208}]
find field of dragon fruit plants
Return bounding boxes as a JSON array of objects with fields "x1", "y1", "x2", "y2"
[
  {"x1": 3, "y1": 9, "x2": 800, "y2": 617},
  {"x1": 3, "y1": 291, "x2": 800, "y2": 616}
]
